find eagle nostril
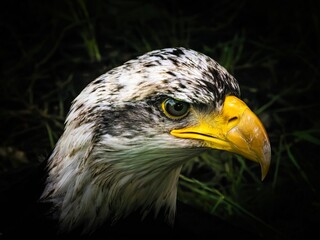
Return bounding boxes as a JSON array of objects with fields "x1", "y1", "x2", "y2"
[{"x1": 228, "y1": 116, "x2": 239, "y2": 127}]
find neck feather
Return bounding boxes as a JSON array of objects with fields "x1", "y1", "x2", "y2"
[{"x1": 41, "y1": 131, "x2": 197, "y2": 233}]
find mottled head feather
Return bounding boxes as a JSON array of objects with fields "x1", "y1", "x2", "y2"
[{"x1": 41, "y1": 47, "x2": 240, "y2": 233}]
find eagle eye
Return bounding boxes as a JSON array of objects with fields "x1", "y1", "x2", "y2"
[{"x1": 162, "y1": 98, "x2": 190, "y2": 119}]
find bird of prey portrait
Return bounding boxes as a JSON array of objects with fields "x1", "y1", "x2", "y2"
[{"x1": 0, "y1": 47, "x2": 270, "y2": 239}]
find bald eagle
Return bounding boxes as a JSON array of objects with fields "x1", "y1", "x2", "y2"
[{"x1": 0, "y1": 47, "x2": 270, "y2": 239}]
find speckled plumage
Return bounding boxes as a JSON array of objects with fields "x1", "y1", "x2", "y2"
[{"x1": 41, "y1": 47, "x2": 240, "y2": 233}]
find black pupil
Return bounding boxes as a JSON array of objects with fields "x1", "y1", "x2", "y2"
[
  {"x1": 166, "y1": 99, "x2": 189, "y2": 117},
  {"x1": 175, "y1": 102, "x2": 183, "y2": 111}
]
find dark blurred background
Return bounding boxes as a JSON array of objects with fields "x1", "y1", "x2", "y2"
[{"x1": 0, "y1": 0, "x2": 319, "y2": 239}]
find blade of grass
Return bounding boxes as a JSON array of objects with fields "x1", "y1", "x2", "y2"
[
  {"x1": 292, "y1": 130, "x2": 320, "y2": 145},
  {"x1": 179, "y1": 175, "x2": 280, "y2": 236},
  {"x1": 45, "y1": 122, "x2": 55, "y2": 149},
  {"x1": 286, "y1": 145, "x2": 315, "y2": 192},
  {"x1": 272, "y1": 135, "x2": 284, "y2": 190}
]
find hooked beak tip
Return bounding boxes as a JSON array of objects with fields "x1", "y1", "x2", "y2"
[{"x1": 260, "y1": 140, "x2": 271, "y2": 181}]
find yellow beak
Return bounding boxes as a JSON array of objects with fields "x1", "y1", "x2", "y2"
[{"x1": 171, "y1": 96, "x2": 271, "y2": 180}]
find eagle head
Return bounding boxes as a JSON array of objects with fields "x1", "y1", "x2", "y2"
[{"x1": 41, "y1": 47, "x2": 271, "y2": 233}]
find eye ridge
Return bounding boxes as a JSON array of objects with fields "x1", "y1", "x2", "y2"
[{"x1": 162, "y1": 98, "x2": 190, "y2": 119}]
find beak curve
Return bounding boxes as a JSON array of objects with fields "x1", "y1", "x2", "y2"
[{"x1": 170, "y1": 96, "x2": 271, "y2": 180}]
